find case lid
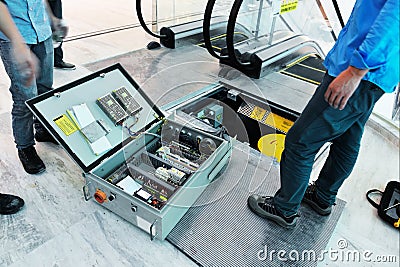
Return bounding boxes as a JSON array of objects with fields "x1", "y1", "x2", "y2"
[{"x1": 26, "y1": 64, "x2": 164, "y2": 173}]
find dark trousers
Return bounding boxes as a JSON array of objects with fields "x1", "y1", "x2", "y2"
[
  {"x1": 48, "y1": 0, "x2": 63, "y2": 64},
  {"x1": 273, "y1": 74, "x2": 384, "y2": 217}
]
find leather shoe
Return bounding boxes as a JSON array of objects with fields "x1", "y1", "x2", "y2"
[
  {"x1": 0, "y1": 193, "x2": 25, "y2": 215},
  {"x1": 54, "y1": 60, "x2": 76, "y2": 70},
  {"x1": 18, "y1": 146, "x2": 46, "y2": 174}
]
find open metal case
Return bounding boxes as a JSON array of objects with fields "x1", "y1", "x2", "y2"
[{"x1": 26, "y1": 64, "x2": 232, "y2": 240}]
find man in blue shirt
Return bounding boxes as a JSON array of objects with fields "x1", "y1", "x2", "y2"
[
  {"x1": 0, "y1": 0, "x2": 63, "y2": 174},
  {"x1": 248, "y1": 0, "x2": 399, "y2": 228}
]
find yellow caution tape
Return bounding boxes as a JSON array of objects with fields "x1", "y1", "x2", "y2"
[
  {"x1": 264, "y1": 113, "x2": 294, "y2": 134},
  {"x1": 250, "y1": 106, "x2": 267, "y2": 121}
]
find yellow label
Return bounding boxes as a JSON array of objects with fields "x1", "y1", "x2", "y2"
[
  {"x1": 280, "y1": 0, "x2": 298, "y2": 14},
  {"x1": 264, "y1": 113, "x2": 294, "y2": 133},
  {"x1": 250, "y1": 106, "x2": 267, "y2": 122},
  {"x1": 216, "y1": 113, "x2": 222, "y2": 122},
  {"x1": 53, "y1": 114, "x2": 79, "y2": 136}
]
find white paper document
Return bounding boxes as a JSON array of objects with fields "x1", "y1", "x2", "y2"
[
  {"x1": 116, "y1": 176, "x2": 142, "y2": 195},
  {"x1": 89, "y1": 136, "x2": 112, "y2": 155},
  {"x1": 72, "y1": 103, "x2": 96, "y2": 128}
]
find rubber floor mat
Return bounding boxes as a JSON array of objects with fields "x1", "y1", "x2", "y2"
[{"x1": 167, "y1": 142, "x2": 345, "y2": 267}]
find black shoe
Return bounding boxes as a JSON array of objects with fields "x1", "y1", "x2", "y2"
[
  {"x1": 248, "y1": 195, "x2": 298, "y2": 229},
  {"x1": 54, "y1": 60, "x2": 76, "y2": 70},
  {"x1": 35, "y1": 127, "x2": 58, "y2": 145},
  {"x1": 18, "y1": 146, "x2": 46, "y2": 174},
  {"x1": 302, "y1": 184, "x2": 333, "y2": 216},
  {"x1": 0, "y1": 193, "x2": 25, "y2": 215}
]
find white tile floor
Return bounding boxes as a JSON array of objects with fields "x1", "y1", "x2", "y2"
[{"x1": 1, "y1": 1, "x2": 399, "y2": 266}]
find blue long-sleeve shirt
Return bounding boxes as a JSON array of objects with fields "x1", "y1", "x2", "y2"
[
  {"x1": 324, "y1": 0, "x2": 399, "y2": 93},
  {"x1": 0, "y1": 0, "x2": 52, "y2": 44}
]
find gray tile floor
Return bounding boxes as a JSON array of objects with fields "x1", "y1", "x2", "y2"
[{"x1": 1, "y1": 2, "x2": 399, "y2": 266}]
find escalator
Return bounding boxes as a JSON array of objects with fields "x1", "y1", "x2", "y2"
[{"x1": 136, "y1": 0, "x2": 239, "y2": 49}]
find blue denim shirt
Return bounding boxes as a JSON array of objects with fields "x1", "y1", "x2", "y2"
[
  {"x1": 0, "y1": 0, "x2": 52, "y2": 44},
  {"x1": 324, "y1": 0, "x2": 399, "y2": 93}
]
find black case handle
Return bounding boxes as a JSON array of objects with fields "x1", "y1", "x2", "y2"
[{"x1": 366, "y1": 189, "x2": 383, "y2": 209}]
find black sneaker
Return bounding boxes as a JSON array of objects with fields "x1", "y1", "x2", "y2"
[
  {"x1": 17, "y1": 146, "x2": 46, "y2": 174},
  {"x1": 247, "y1": 194, "x2": 298, "y2": 229},
  {"x1": 54, "y1": 60, "x2": 76, "y2": 70},
  {"x1": 34, "y1": 127, "x2": 58, "y2": 145},
  {"x1": 0, "y1": 193, "x2": 25, "y2": 215},
  {"x1": 302, "y1": 184, "x2": 333, "y2": 216}
]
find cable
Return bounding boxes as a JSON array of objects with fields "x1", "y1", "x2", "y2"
[{"x1": 136, "y1": 0, "x2": 166, "y2": 39}]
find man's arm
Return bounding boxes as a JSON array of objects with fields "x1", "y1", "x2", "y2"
[
  {"x1": 44, "y1": 0, "x2": 68, "y2": 37},
  {"x1": 0, "y1": 2, "x2": 25, "y2": 45},
  {"x1": 325, "y1": 0, "x2": 399, "y2": 110},
  {"x1": 0, "y1": 2, "x2": 37, "y2": 85},
  {"x1": 350, "y1": 0, "x2": 399, "y2": 71}
]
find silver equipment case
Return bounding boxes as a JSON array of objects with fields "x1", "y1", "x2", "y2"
[{"x1": 26, "y1": 64, "x2": 232, "y2": 240}]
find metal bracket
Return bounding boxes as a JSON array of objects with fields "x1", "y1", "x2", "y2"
[{"x1": 150, "y1": 219, "x2": 158, "y2": 241}]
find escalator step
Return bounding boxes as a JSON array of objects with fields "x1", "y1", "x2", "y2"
[
  {"x1": 198, "y1": 32, "x2": 248, "y2": 52},
  {"x1": 281, "y1": 56, "x2": 326, "y2": 85}
]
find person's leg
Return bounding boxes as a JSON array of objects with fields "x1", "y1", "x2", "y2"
[
  {"x1": 30, "y1": 37, "x2": 58, "y2": 144},
  {"x1": 0, "y1": 39, "x2": 47, "y2": 174},
  {"x1": 314, "y1": 82, "x2": 384, "y2": 206},
  {"x1": 275, "y1": 79, "x2": 384, "y2": 217},
  {"x1": 272, "y1": 74, "x2": 340, "y2": 217},
  {"x1": 48, "y1": 0, "x2": 62, "y2": 18},
  {"x1": 54, "y1": 43, "x2": 64, "y2": 65},
  {"x1": 0, "y1": 40, "x2": 37, "y2": 149},
  {"x1": 48, "y1": 0, "x2": 64, "y2": 64},
  {"x1": 249, "y1": 73, "x2": 384, "y2": 227},
  {"x1": 248, "y1": 74, "x2": 336, "y2": 227}
]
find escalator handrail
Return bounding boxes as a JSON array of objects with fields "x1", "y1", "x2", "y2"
[
  {"x1": 332, "y1": 0, "x2": 345, "y2": 28},
  {"x1": 136, "y1": 0, "x2": 166, "y2": 39},
  {"x1": 226, "y1": 0, "x2": 253, "y2": 68},
  {"x1": 203, "y1": 0, "x2": 230, "y2": 60}
]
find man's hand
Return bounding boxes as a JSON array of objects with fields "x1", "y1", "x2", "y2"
[
  {"x1": 51, "y1": 18, "x2": 68, "y2": 38},
  {"x1": 11, "y1": 42, "x2": 38, "y2": 86},
  {"x1": 324, "y1": 66, "x2": 369, "y2": 110}
]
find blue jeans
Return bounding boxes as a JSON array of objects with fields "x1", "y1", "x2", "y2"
[
  {"x1": 274, "y1": 74, "x2": 384, "y2": 217},
  {"x1": 0, "y1": 37, "x2": 53, "y2": 149}
]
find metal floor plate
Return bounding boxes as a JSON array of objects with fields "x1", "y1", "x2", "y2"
[{"x1": 167, "y1": 142, "x2": 346, "y2": 267}]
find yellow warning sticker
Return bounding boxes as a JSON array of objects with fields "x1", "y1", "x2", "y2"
[
  {"x1": 280, "y1": 0, "x2": 298, "y2": 14},
  {"x1": 250, "y1": 106, "x2": 267, "y2": 122},
  {"x1": 264, "y1": 113, "x2": 294, "y2": 133},
  {"x1": 53, "y1": 114, "x2": 79, "y2": 136}
]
